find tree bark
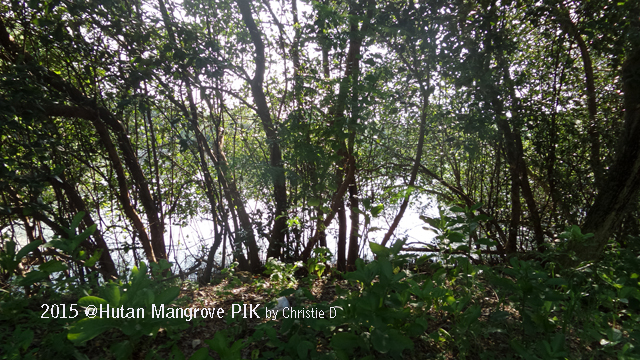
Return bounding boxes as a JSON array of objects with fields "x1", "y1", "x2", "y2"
[
  {"x1": 577, "y1": 46, "x2": 640, "y2": 260},
  {"x1": 236, "y1": 0, "x2": 289, "y2": 261},
  {"x1": 346, "y1": 176, "x2": 359, "y2": 270},
  {"x1": 201, "y1": 225, "x2": 223, "y2": 284},
  {"x1": 337, "y1": 197, "x2": 347, "y2": 272}
]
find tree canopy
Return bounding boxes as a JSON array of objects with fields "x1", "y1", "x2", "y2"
[
  {"x1": 2, "y1": 0, "x2": 640, "y2": 358},
  {"x1": 3, "y1": 0, "x2": 639, "y2": 276}
]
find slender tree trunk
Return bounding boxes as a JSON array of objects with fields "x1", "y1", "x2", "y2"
[
  {"x1": 380, "y1": 35, "x2": 431, "y2": 247},
  {"x1": 555, "y1": 7, "x2": 603, "y2": 190},
  {"x1": 497, "y1": 49, "x2": 545, "y2": 253},
  {"x1": 346, "y1": 177, "x2": 359, "y2": 270},
  {"x1": 202, "y1": 224, "x2": 223, "y2": 284},
  {"x1": 143, "y1": 86, "x2": 164, "y2": 223},
  {"x1": 337, "y1": 197, "x2": 347, "y2": 271},
  {"x1": 52, "y1": 175, "x2": 119, "y2": 279},
  {"x1": 380, "y1": 96, "x2": 429, "y2": 247},
  {"x1": 236, "y1": 0, "x2": 288, "y2": 262}
]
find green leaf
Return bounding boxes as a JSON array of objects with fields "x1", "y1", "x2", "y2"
[
  {"x1": 371, "y1": 328, "x2": 390, "y2": 353},
  {"x1": 158, "y1": 259, "x2": 173, "y2": 271},
  {"x1": 510, "y1": 340, "x2": 540, "y2": 360},
  {"x1": 155, "y1": 286, "x2": 181, "y2": 305},
  {"x1": 455, "y1": 245, "x2": 470, "y2": 252},
  {"x1": 371, "y1": 204, "x2": 384, "y2": 217},
  {"x1": 472, "y1": 214, "x2": 491, "y2": 222},
  {"x1": 447, "y1": 231, "x2": 465, "y2": 243},
  {"x1": 111, "y1": 340, "x2": 134, "y2": 360},
  {"x1": 103, "y1": 284, "x2": 121, "y2": 306},
  {"x1": 140, "y1": 288, "x2": 155, "y2": 306},
  {"x1": 606, "y1": 328, "x2": 622, "y2": 342},
  {"x1": 545, "y1": 278, "x2": 568, "y2": 286},
  {"x1": 477, "y1": 238, "x2": 496, "y2": 247},
  {"x1": 362, "y1": 198, "x2": 371, "y2": 209},
  {"x1": 390, "y1": 238, "x2": 405, "y2": 255},
  {"x1": 369, "y1": 241, "x2": 390, "y2": 257},
  {"x1": 620, "y1": 286, "x2": 640, "y2": 300},
  {"x1": 331, "y1": 332, "x2": 359, "y2": 354},
  {"x1": 550, "y1": 333, "x2": 566, "y2": 353},
  {"x1": 44, "y1": 238, "x2": 71, "y2": 253},
  {"x1": 406, "y1": 321, "x2": 428, "y2": 337},
  {"x1": 445, "y1": 296, "x2": 456, "y2": 306},
  {"x1": 205, "y1": 331, "x2": 230, "y2": 354},
  {"x1": 72, "y1": 224, "x2": 96, "y2": 250},
  {"x1": 78, "y1": 296, "x2": 108, "y2": 307},
  {"x1": 470, "y1": 202, "x2": 483, "y2": 211},
  {"x1": 67, "y1": 318, "x2": 112, "y2": 344},
  {"x1": 188, "y1": 348, "x2": 212, "y2": 360},
  {"x1": 387, "y1": 329, "x2": 414, "y2": 354},
  {"x1": 297, "y1": 341, "x2": 314, "y2": 359},
  {"x1": 2, "y1": 240, "x2": 17, "y2": 258},
  {"x1": 84, "y1": 249, "x2": 103, "y2": 267},
  {"x1": 15, "y1": 328, "x2": 34, "y2": 351},
  {"x1": 279, "y1": 288, "x2": 296, "y2": 297},
  {"x1": 39, "y1": 260, "x2": 68, "y2": 273},
  {"x1": 543, "y1": 290, "x2": 565, "y2": 302},
  {"x1": 132, "y1": 261, "x2": 148, "y2": 283},
  {"x1": 17, "y1": 271, "x2": 49, "y2": 286},
  {"x1": 69, "y1": 212, "x2": 85, "y2": 234},
  {"x1": 172, "y1": 345, "x2": 187, "y2": 360},
  {"x1": 204, "y1": 330, "x2": 245, "y2": 360},
  {"x1": 420, "y1": 216, "x2": 442, "y2": 231},
  {"x1": 16, "y1": 240, "x2": 43, "y2": 260}
]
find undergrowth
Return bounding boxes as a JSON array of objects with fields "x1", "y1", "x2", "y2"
[{"x1": 1, "y1": 209, "x2": 639, "y2": 359}]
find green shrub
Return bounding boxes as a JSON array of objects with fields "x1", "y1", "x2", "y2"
[{"x1": 67, "y1": 261, "x2": 186, "y2": 359}]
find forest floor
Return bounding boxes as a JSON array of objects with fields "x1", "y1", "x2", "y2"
[
  {"x1": 173, "y1": 276, "x2": 350, "y2": 360},
  {"x1": 159, "y1": 277, "x2": 604, "y2": 360},
  {"x1": 8, "y1": 268, "x2": 624, "y2": 360},
  {"x1": 110, "y1": 275, "x2": 513, "y2": 360}
]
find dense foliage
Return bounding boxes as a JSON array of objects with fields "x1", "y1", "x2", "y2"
[
  {"x1": 2, "y1": 213, "x2": 639, "y2": 358},
  {"x1": 1, "y1": 0, "x2": 640, "y2": 358}
]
